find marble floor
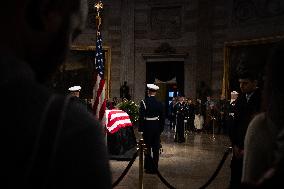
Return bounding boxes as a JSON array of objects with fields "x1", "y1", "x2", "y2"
[{"x1": 110, "y1": 126, "x2": 232, "y2": 189}]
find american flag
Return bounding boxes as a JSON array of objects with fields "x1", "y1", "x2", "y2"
[
  {"x1": 103, "y1": 110, "x2": 133, "y2": 134},
  {"x1": 92, "y1": 30, "x2": 106, "y2": 121}
]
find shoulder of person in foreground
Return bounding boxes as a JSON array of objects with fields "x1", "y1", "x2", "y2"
[
  {"x1": 242, "y1": 113, "x2": 270, "y2": 183},
  {"x1": 55, "y1": 98, "x2": 112, "y2": 188}
]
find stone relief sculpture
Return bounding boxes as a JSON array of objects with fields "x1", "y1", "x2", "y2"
[
  {"x1": 150, "y1": 6, "x2": 182, "y2": 39},
  {"x1": 231, "y1": 0, "x2": 284, "y2": 25}
]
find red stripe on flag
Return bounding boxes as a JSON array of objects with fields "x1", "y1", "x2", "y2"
[
  {"x1": 93, "y1": 74, "x2": 106, "y2": 121},
  {"x1": 99, "y1": 99, "x2": 106, "y2": 120},
  {"x1": 107, "y1": 110, "x2": 125, "y2": 119},
  {"x1": 109, "y1": 122, "x2": 133, "y2": 134},
  {"x1": 104, "y1": 110, "x2": 133, "y2": 134},
  {"x1": 107, "y1": 116, "x2": 131, "y2": 128}
]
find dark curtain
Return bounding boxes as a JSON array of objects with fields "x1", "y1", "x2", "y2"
[{"x1": 146, "y1": 61, "x2": 184, "y2": 96}]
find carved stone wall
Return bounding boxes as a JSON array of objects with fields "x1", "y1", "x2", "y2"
[
  {"x1": 150, "y1": 6, "x2": 182, "y2": 39},
  {"x1": 133, "y1": 0, "x2": 198, "y2": 101},
  {"x1": 196, "y1": 0, "x2": 214, "y2": 98},
  {"x1": 72, "y1": 0, "x2": 284, "y2": 101},
  {"x1": 120, "y1": 0, "x2": 135, "y2": 98}
]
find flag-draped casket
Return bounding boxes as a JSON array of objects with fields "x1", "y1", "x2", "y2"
[
  {"x1": 103, "y1": 109, "x2": 132, "y2": 134},
  {"x1": 103, "y1": 109, "x2": 137, "y2": 159}
]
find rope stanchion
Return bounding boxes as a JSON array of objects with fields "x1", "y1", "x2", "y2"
[
  {"x1": 212, "y1": 117, "x2": 216, "y2": 140},
  {"x1": 199, "y1": 147, "x2": 232, "y2": 189},
  {"x1": 111, "y1": 139, "x2": 231, "y2": 189},
  {"x1": 156, "y1": 167, "x2": 176, "y2": 189},
  {"x1": 112, "y1": 150, "x2": 138, "y2": 188},
  {"x1": 144, "y1": 152, "x2": 176, "y2": 189},
  {"x1": 138, "y1": 139, "x2": 145, "y2": 189}
]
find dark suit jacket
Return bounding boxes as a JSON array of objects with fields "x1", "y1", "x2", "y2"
[{"x1": 231, "y1": 88, "x2": 262, "y2": 149}]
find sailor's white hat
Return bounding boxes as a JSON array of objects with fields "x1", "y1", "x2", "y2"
[
  {"x1": 147, "y1": 84, "x2": 159, "y2": 91},
  {"x1": 231, "y1": 91, "x2": 239, "y2": 95},
  {"x1": 68, "y1": 85, "x2": 81, "y2": 92}
]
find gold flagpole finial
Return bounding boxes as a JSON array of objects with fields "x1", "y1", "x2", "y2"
[
  {"x1": 94, "y1": 1, "x2": 103, "y2": 29},
  {"x1": 94, "y1": 1, "x2": 103, "y2": 15}
]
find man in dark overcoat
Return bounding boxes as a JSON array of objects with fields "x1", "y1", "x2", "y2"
[
  {"x1": 230, "y1": 71, "x2": 262, "y2": 189},
  {"x1": 138, "y1": 84, "x2": 165, "y2": 174}
]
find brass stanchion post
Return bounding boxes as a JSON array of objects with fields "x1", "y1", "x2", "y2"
[
  {"x1": 212, "y1": 117, "x2": 216, "y2": 140},
  {"x1": 138, "y1": 139, "x2": 144, "y2": 189}
]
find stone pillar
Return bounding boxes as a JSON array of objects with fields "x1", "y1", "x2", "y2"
[
  {"x1": 196, "y1": 0, "x2": 214, "y2": 97},
  {"x1": 120, "y1": 0, "x2": 135, "y2": 98}
]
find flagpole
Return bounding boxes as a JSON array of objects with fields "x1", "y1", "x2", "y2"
[
  {"x1": 94, "y1": 1, "x2": 107, "y2": 145},
  {"x1": 95, "y1": 1, "x2": 103, "y2": 31}
]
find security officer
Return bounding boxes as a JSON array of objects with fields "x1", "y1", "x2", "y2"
[
  {"x1": 174, "y1": 95, "x2": 186, "y2": 143},
  {"x1": 138, "y1": 84, "x2": 165, "y2": 174}
]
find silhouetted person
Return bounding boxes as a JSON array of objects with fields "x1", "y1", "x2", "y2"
[
  {"x1": 0, "y1": 0, "x2": 112, "y2": 188},
  {"x1": 174, "y1": 96, "x2": 186, "y2": 143},
  {"x1": 230, "y1": 65, "x2": 262, "y2": 189},
  {"x1": 120, "y1": 81, "x2": 131, "y2": 100}
]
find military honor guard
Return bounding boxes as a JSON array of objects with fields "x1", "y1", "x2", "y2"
[
  {"x1": 68, "y1": 85, "x2": 81, "y2": 98},
  {"x1": 138, "y1": 84, "x2": 165, "y2": 174},
  {"x1": 68, "y1": 85, "x2": 92, "y2": 111},
  {"x1": 184, "y1": 98, "x2": 195, "y2": 133},
  {"x1": 174, "y1": 95, "x2": 186, "y2": 143}
]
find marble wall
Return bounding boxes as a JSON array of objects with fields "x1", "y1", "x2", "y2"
[{"x1": 73, "y1": 0, "x2": 284, "y2": 102}]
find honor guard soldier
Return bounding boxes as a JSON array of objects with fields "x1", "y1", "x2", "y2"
[
  {"x1": 184, "y1": 98, "x2": 195, "y2": 133},
  {"x1": 68, "y1": 85, "x2": 81, "y2": 98},
  {"x1": 174, "y1": 95, "x2": 186, "y2": 143},
  {"x1": 138, "y1": 84, "x2": 165, "y2": 174},
  {"x1": 68, "y1": 85, "x2": 92, "y2": 112}
]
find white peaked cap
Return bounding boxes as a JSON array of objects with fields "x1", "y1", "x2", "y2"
[
  {"x1": 231, "y1": 91, "x2": 239, "y2": 95},
  {"x1": 147, "y1": 84, "x2": 159, "y2": 91},
  {"x1": 68, "y1": 85, "x2": 81, "y2": 92}
]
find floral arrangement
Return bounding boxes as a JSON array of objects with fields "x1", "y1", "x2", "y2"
[{"x1": 116, "y1": 100, "x2": 139, "y2": 124}]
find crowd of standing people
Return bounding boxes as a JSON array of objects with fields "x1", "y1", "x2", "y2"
[{"x1": 167, "y1": 92, "x2": 238, "y2": 142}]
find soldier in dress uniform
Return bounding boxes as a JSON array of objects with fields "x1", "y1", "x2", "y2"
[
  {"x1": 174, "y1": 95, "x2": 186, "y2": 143},
  {"x1": 227, "y1": 91, "x2": 239, "y2": 140},
  {"x1": 184, "y1": 98, "x2": 195, "y2": 133},
  {"x1": 168, "y1": 97, "x2": 177, "y2": 130},
  {"x1": 68, "y1": 85, "x2": 81, "y2": 98},
  {"x1": 138, "y1": 84, "x2": 165, "y2": 174},
  {"x1": 68, "y1": 85, "x2": 92, "y2": 112}
]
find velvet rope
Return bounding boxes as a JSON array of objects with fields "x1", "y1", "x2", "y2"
[{"x1": 112, "y1": 150, "x2": 138, "y2": 188}]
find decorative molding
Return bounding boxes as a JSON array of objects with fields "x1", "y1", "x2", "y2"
[
  {"x1": 142, "y1": 53, "x2": 188, "y2": 62},
  {"x1": 154, "y1": 42, "x2": 176, "y2": 54},
  {"x1": 224, "y1": 35, "x2": 284, "y2": 47}
]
